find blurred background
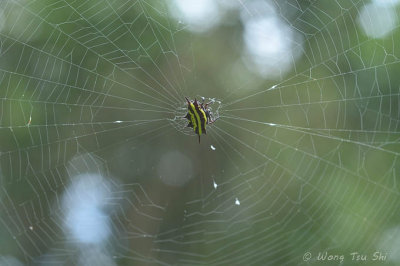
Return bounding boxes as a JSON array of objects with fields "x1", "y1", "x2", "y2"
[{"x1": 0, "y1": 0, "x2": 400, "y2": 265}]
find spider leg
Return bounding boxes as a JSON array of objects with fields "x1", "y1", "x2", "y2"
[
  {"x1": 204, "y1": 101, "x2": 213, "y2": 108},
  {"x1": 198, "y1": 135, "x2": 201, "y2": 143},
  {"x1": 208, "y1": 117, "x2": 219, "y2": 125}
]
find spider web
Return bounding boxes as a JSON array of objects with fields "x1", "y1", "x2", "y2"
[{"x1": 0, "y1": 0, "x2": 399, "y2": 265}]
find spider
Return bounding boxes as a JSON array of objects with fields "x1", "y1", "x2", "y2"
[{"x1": 184, "y1": 97, "x2": 217, "y2": 143}]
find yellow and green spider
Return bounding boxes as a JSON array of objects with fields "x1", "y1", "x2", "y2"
[{"x1": 184, "y1": 97, "x2": 217, "y2": 143}]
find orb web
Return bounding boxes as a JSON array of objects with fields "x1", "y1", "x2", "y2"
[{"x1": 0, "y1": 0, "x2": 399, "y2": 265}]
